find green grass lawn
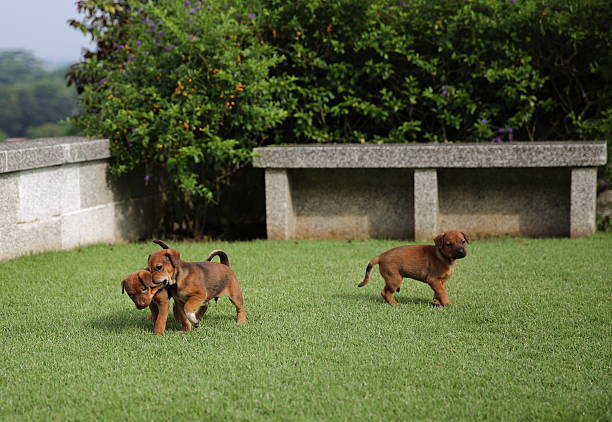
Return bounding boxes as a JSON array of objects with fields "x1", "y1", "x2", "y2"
[{"x1": 0, "y1": 234, "x2": 610, "y2": 421}]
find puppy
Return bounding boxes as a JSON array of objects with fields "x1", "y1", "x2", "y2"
[
  {"x1": 121, "y1": 270, "x2": 205, "y2": 334},
  {"x1": 358, "y1": 230, "x2": 469, "y2": 306},
  {"x1": 147, "y1": 240, "x2": 247, "y2": 327},
  {"x1": 121, "y1": 270, "x2": 173, "y2": 334}
]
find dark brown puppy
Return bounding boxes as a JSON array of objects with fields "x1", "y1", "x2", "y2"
[
  {"x1": 147, "y1": 240, "x2": 247, "y2": 327},
  {"x1": 121, "y1": 270, "x2": 175, "y2": 334},
  {"x1": 358, "y1": 230, "x2": 469, "y2": 306}
]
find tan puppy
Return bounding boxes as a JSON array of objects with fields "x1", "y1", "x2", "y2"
[
  {"x1": 147, "y1": 240, "x2": 247, "y2": 327},
  {"x1": 358, "y1": 230, "x2": 469, "y2": 306}
]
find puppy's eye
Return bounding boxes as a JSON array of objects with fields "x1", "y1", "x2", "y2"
[
  {"x1": 461, "y1": 240, "x2": 466, "y2": 244},
  {"x1": 141, "y1": 288, "x2": 148, "y2": 293},
  {"x1": 155, "y1": 265, "x2": 162, "y2": 271},
  {"x1": 446, "y1": 243, "x2": 452, "y2": 247}
]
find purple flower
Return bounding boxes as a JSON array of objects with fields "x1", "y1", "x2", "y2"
[
  {"x1": 164, "y1": 45, "x2": 176, "y2": 51},
  {"x1": 145, "y1": 29, "x2": 155, "y2": 33},
  {"x1": 127, "y1": 55, "x2": 136, "y2": 62},
  {"x1": 184, "y1": 0, "x2": 191, "y2": 6},
  {"x1": 248, "y1": 13, "x2": 257, "y2": 19},
  {"x1": 136, "y1": 40, "x2": 142, "y2": 46},
  {"x1": 399, "y1": 1, "x2": 406, "y2": 5},
  {"x1": 440, "y1": 86, "x2": 448, "y2": 96},
  {"x1": 498, "y1": 128, "x2": 507, "y2": 133},
  {"x1": 116, "y1": 45, "x2": 125, "y2": 49},
  {"x1": 190, "y1": 6, "x2": 201, "y2": 14},
  {"x1": 508, "y1": 128, "x2": 514, "y2": 142},
  {"x1": 97, "y1": 78, "x2": 106, "y2": 86},
  {"x1": 492, "y1": 137, "x2": 502, "y2": 143},
  {"x1": 219, "y1": 121, "x2": 224, "y2": 126},
  {"x1": 144, "y1": 175, "x2": 151, "y2": 183},
  {"x1": 158, "y1": 31, "x2": 165, "y2": 36},
  {"x1": 509, "y1": 0, "x2": 516, "y2": 3},
  {"x1": 479, "y1": 119, "x2": 488, "y2": 125}
]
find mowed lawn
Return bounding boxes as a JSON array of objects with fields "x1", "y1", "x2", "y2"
[{"x1": 0, "y1": 234, "x2": 610, "y2": 421}]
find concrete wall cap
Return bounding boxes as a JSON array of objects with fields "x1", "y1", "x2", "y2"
[
  {"x1": 0, "y1": 137, "x2": 110, "y2": 174},
  {"x1": 253, "y1": 141, "x2": 607, "y2": 169}
]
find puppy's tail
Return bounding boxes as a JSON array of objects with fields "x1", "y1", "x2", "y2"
[
  {"x1": 358, "y1": 255, "x2": 381, "y2": 287},
  {"x1": 153, "y1": 239, "x2": 171, "y2": 249},
  {"x1": 206, "y1": 249, "x2": 230, "y2": 267}
]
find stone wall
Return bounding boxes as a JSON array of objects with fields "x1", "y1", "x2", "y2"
[{"x1": 0, "y1": 137, "x2": 157, "y2": 261}]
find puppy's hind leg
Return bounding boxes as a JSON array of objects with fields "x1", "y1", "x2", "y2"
[
  {"x1": 227, "y1": 278, "x2": 246, "y2": 323},
  {"x1": 380, "y1": 273, "x2": 402, "y2": 305}
]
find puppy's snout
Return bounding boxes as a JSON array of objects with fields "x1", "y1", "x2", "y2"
[
  {"x1": 453, "y1": 248, "x2": 467, "y2": 259},
  {"x1": 135, "y1": 303, "x2": 148, "y2": 310}
]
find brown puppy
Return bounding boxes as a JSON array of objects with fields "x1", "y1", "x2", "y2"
[
  {"x1": 147, "y1": 240, "x2": 247, "y2": 327},
  {"x1": 121, "y1": 270, "x2": 208, "y2": 334},
  {"x1": 358, "y1": 230, "x2": 469, "y2": 306},
  {"x1": 121, "y1": 270, "x2": 174, "y2": 334}
]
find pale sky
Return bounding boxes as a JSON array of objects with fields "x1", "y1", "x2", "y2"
[{"x1": 0, "y1": 0, "x2": 93, "y2": 65}]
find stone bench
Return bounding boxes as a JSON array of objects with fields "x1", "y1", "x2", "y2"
[
  {"x1": 253, "y1": 142, "x2": 607, "y2": 240},
  {"x1": 0, "y1": 137, "x2": 156, "y2": 260}
]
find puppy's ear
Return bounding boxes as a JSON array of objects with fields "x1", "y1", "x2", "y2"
[
  {"x1": 461, "y1": 231, "x2": 470, "y2": 243},
  {"x1": 165, "y1": 250, "x2": 180, "y2": 268},
  {"x1": 121, "y1": 280, "x2": 125, "y2": 295},
  {"x1": 434, "y1": 233, "x2": 446, "y2": 249},
  {"x1": 139, "y1": 271, "x2": 152, "y2": 287}
]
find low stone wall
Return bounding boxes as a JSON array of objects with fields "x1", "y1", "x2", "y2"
[
  {"x1": 0, "y1": 137, "x2": 157, "y2": 261},
  {"x1": 253, "y1": 142, "x2": 607, "y2": 240}
]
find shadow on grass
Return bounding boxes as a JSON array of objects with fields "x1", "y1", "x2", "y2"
[
  {"x1": 334, "y1": 292, "x2": 432, "y2": 306},
  {"x1": 87, "y1": 308, "x2": 236, "y2": 333}
]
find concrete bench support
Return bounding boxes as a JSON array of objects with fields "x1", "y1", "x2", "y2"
[
  {"x1": 265, "y1": 169, "x2": 294, "y2": 240},
  {"x1": 414, "y1": 169, "x2": 438, "y2": 241},
  {"x1": 570, "y1": 167, "x2": 597, "y2": 238},
  {"x1": 254, "y1": 142, "x2": 607, "y2": 240}
]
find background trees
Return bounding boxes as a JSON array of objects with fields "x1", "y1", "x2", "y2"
[{"x1": 0, "y1": 50, "x2": 80, "y2": 139}]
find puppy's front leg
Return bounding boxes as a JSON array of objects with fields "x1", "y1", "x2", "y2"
[
  {"x1": 148, "y1": 302, "x2": 159, "y2": 322},
  {"x1": 153, "y1": 299, "x2": 170, "y2": 335},
  {"x1": 184, "y1": 294, "x2": 207, "y2": 327},
  {"x1": 429, "y1": 278, "x2": 451, "y2": 306},
  {"x1": 173, "y1": 301, "x2": 192, "y2": 331}
]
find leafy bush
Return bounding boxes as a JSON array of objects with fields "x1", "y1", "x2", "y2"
[
  {"x1": 69, "y1": 0, "x2": 611, "y2": 236},
  {"x1": 69, "y1": 0, "x2": 286, "y2": 235},
  {"x1": 259, "y1": 0, "x2": 611, "y2": 144}
]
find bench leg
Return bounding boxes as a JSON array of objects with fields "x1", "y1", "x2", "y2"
[{"x1": 570, "y1": 167, "x2": 597, "y2": 237}]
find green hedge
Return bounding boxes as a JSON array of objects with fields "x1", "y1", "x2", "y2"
[{"x1": 68, "y1": 0, "x2": 611, "y2": 235}]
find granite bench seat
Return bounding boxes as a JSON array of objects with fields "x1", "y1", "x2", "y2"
[{"x1": 253, "y1": 142, "x2": 607, "y2": 240}]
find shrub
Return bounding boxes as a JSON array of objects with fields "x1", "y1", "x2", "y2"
[
  {"x1": 69, "y1": 0, "x2": 287, "y2": 235},
  {"x1": 259, "y1": 0, "x2": 611, "y2": 144}
]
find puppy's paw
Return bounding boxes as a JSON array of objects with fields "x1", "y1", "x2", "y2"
[{"x1": 186, "y1": 312, "x2": 199, "y2": 325}]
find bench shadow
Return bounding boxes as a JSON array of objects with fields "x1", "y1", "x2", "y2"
[
  {"x1": 334, "y1": 292, "x2": 432, "y2": 306},
  {"x1": 87, "y1": 308, "x2": 235, "y2": 333}
]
